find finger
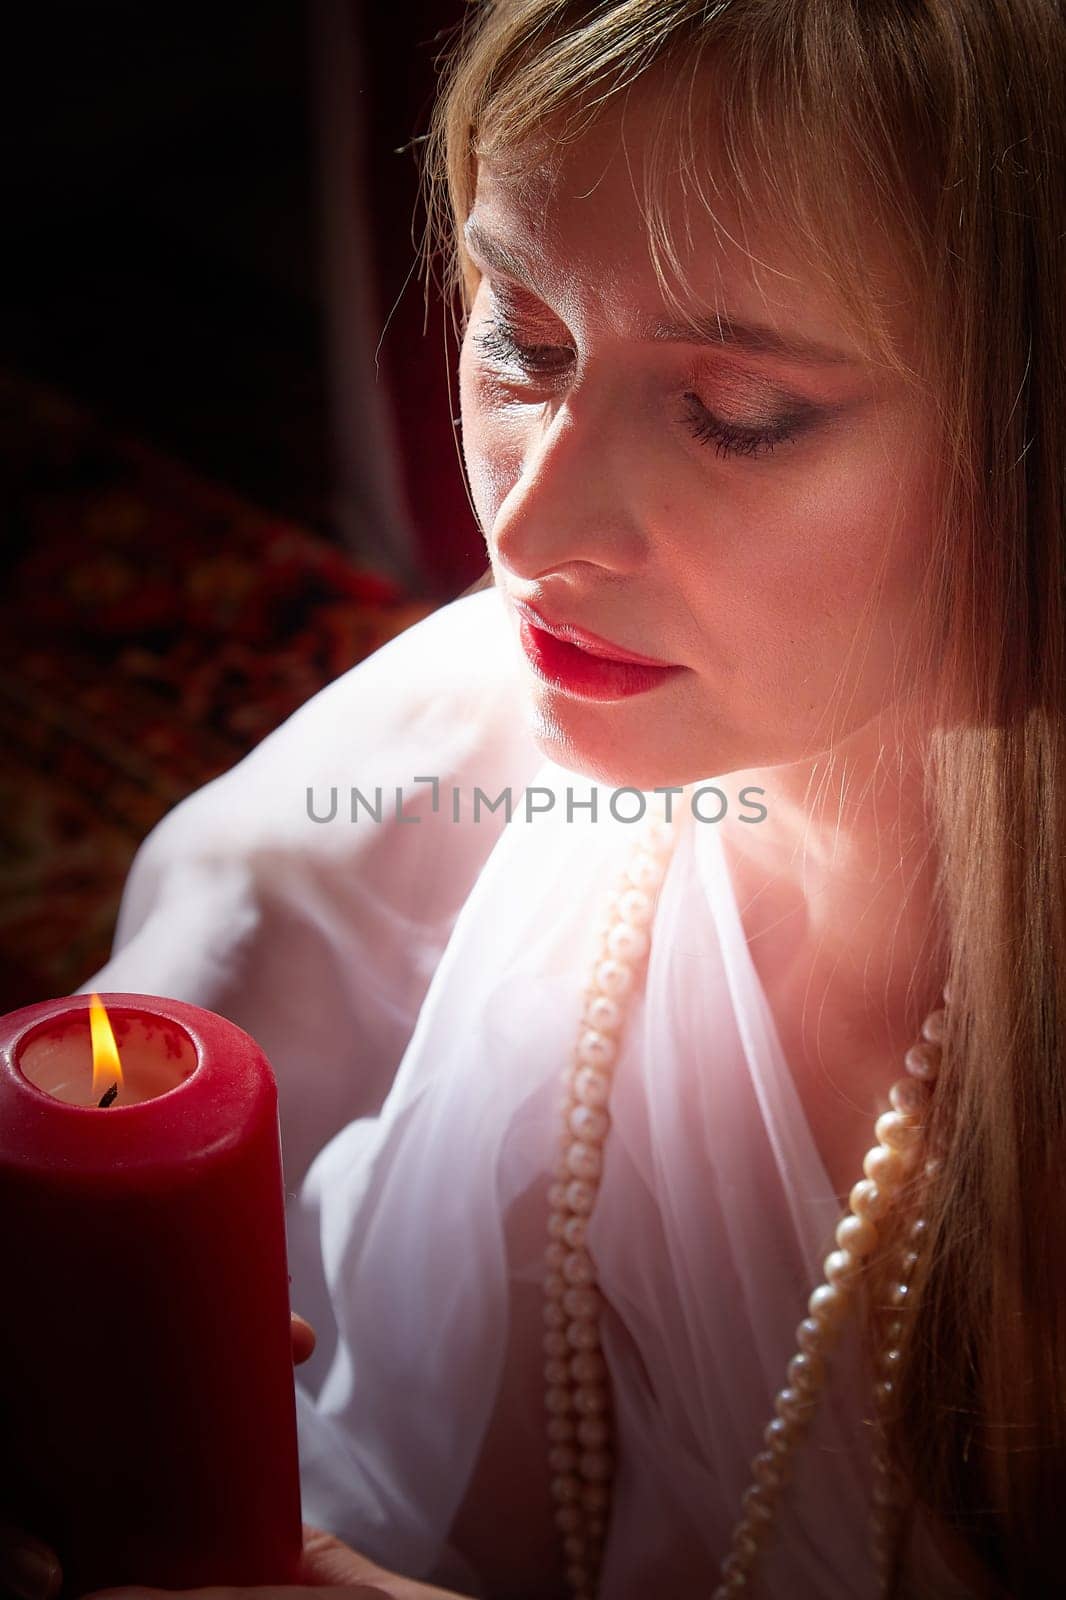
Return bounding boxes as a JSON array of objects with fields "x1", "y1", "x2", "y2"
[
  {"x1": 298, "y1": 1527, "x2": 473, "y2": 1599},
  {"x1": 290, "y1": 1312, "x2": 316, "y2": 1366},
  {"x1": 0, "y1": 1528, "x2": 62, "y2": 1600}
]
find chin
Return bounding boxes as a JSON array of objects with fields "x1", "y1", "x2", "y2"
[{"x1": 526, "y1": 706, "x2": 726, "y2": 795}]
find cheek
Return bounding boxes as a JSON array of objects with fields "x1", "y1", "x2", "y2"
[
  {"x1": 458, "y1": 345, "x2": 525, "y2": 530},
  {"x1": 681, "y1": 434, "x2": 938, "y2": 724}
]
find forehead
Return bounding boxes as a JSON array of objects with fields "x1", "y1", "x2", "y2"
[{"x1": 470, "y1": 75, "x2": 913, "y2": 370}]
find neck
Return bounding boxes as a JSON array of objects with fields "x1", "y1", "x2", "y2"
[{"x1": 715, "y1": 712, "x2": 945, "y2": 1101}]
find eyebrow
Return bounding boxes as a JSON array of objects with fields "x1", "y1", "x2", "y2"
[{"x1": 462, "y1": 215, "x2": 859, "y2": 369}]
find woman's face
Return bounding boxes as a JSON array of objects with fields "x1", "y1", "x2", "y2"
[{"x1": 457, "y1": 83, "x2": 942, "y2": 791}]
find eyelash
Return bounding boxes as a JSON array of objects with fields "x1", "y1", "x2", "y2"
[{"x1": 470, "y1": 314, "x2": 802, "y2": 461}]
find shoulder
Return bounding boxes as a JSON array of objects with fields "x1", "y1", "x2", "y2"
[
  {"x1": 85, "y1": 588, "x2": 545, "y2": 1167},
  {"x1": 94, "y1": 585, "x2": 545, "y2": 1002},
  {"x1": 118, "y1": 586, "x2": 536, "y2": 884}
]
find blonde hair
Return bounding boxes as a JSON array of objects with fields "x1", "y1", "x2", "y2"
[{"x1": 418, "y1": 3, "x2": 1066, "y2": 1591}]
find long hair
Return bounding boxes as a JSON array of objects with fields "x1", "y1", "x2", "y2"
[{"x1": 418, "y1": 3, "x2": 1066, "y2": 1591}]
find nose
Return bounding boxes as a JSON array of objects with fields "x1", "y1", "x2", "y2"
[{"x1": 489, "y1": 389, "x2": 649, "y2": 583}]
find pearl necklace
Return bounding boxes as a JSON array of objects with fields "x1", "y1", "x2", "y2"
[{"x1": 542, "y1": 796, "x2": 946, "y2": 1598}]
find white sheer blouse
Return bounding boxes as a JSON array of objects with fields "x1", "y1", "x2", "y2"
[{"x1": 86, "y1": 586, "x2": 980, "y2": 1600}]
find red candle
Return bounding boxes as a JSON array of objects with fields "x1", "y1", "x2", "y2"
[{"x1": 0, "y1": 992, "x2": 304, "y2": 1598}]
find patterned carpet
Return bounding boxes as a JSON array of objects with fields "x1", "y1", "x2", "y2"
[{"x1": 0, "y1": 371, "x2": 437, "y2": 1012}]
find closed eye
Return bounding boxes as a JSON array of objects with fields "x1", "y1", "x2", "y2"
[{"x1": 470, "y1": 312, "x2": 811, "y2": 462}]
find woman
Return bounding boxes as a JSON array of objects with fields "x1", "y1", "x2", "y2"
[{"x1": 6, "y1": 3, "x2": 1063, "y2": 1597}]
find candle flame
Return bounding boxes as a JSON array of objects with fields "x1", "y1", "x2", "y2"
[{"x1": 89, "y1": 993, "x2": 124, "y2": 1099}]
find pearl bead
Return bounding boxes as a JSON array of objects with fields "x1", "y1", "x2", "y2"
[
  {"x1": 734, "y1": 1528, "x2": 763, "y2": 1561},
  {"x1": 579, "y1": 1449, "x2": 613, "y2": 1481},
  {"x1": 617, "y1": 887, "x2": 653, "y2": 927},
  {"x1": 546, "y1": 1415, "x2": 575, "y2": 1443},
  {"x1": 548, "y1": 1211, "x2": 568, "y2": 1240},
  {"x1": 564, "y1": 1563, "x2": 590, "y2": 1589},
  {"x1": 562, "y1": 1533, "x2": 586, "y2": 1561},
  {"x1": 543, "y1": 1301, "x2": 567, "y2": 1330},
  {"x1": 720, "y1": 1551, "x2": 751, "y2": 1580},
  {"x1": 554, "y1": 1503, "x2": 582, "y2": 1534},
  {"x1": 904, "y1": 1041, "x2": 940, "y2": 1080},
  {"x1": 921, "y1": 1007, "x2": 946, "y2": 1044},
  {"x1": 565, "y1": 1179, "x2": 596, "y2": 1215},
  {"x1": 563, "y1": 1286, "x2": 599, "y2": 1321},
  {"x1": 638, "y1": 817, "x2": 672, "y2": 852},
  {"x1": 823, "y1": 1248, "x2": 860, "y2": 1287},
  {"x1": 909, "y1": 1215, "x2": 929, "y2": 1244},
  {"x1": 795, "y1": 1316, "x2": 827, "y2": 1354},
  {"x1": 562, "y1": 1215, "x2": 588, "y2": 1250},
  {"x1": 563, "y1": 1248, "x2": 596, "y2": 1286},
  {"x1": 570, "y1": 1349, "x2": 607, "y2": 1384},
  {"x1": 774, "y1": 1386, "x2": 813, "y2": 1424},
  {"x1": 872, "y1": 1476, "x2": 901, "y2": 1508},
  {"x1": 573, "y1": 1381, "x2": 608, "y2": 1415},
  {"x1": 581, "y1": 1480, "x2": 610, "y2": 1511},
  {"x1": 584, "y1": 994, "x2": 622, "y2": 1033},
  {"x1": 763, "y1": 1417, "x2": 794, "y2": 1454},
  {"x1": 835, "y1": 1212, "x2": 877, "y2": 1257},
  {"x1": 577, "y1": 1415, "x2": 610, "y2": 1448},
  {"x1": 874, "y1": 1110, "x2": 920, "y2": 1151},
  {"x1": 573, "y1": 1066, "x2": 611, "y2": 1108},
  {"x1": 576, "y1": 1029, "x2": 617, "y2": 1069},
  {"x1": 543, "y1": 1329, "x2": 569, "y2": 1358},
  {"x1": 605, "y1": 922, "x2": 650, "y2": 963},
  {"x1": 889, "y1": 1076, "x2": 931, "y2": 1117},
  {"x1": 873, "y1": 1378, "x2": 896, "y2": 1408},
  {"x1": 741, "y1": 1485, "x2": 776, "y2": 1523},
  {"x1": 545, "y1": 1357, "x2": 570, "y2": 1386},
  {"x1": 787, "y1": 1351, "x2": 825, "y2": 1392},
  {"x1": 566, "y1": 1319, "x2": 601, "y2": 1352},
  {"x1": 566, "y1": 1140, "x2": 603, "y2": 1182},
  {"x1": 550, "y1": 1472, "x2": 582, "y2": 1504},
  {"x1": 849, "y1": 1177, "x2": 890, "y2": 1221},
  {"x1": 549, "y1": 1443, "x2": 578, "y2": 1474},
  {"x1": 593, "y1": 958, "x2": 634, "y2": 997},
  {"x1": 543, "y1": 1272, "x2": 566, "y2": 1300},
  {"x1": 625, "y1": 850, "x2": 665, "y2": 891},
  {"x1": 545, "y1": 1385, "x2": 573, "y2": 1415},
  {"x1": 888, "y1": 1280, "x2": 910, "y2": 1309},
  {"x1": 807, "y1": 1283, "x2": 850, "y2": 1327},
  {"x1": 548, "y1": 1181, "x2": 568, "y2": 1210},
  {"x1": 568, "y1": 1104, "x2": 610, "y2": 1145},
  {"x1": 862, "y1": 1144, "x2": 906, "y2": 1190},
  {"x1": 752, "y1": 1450, "x2": 789, "y2": 1488},
  {"x1": 545, "y1": 1240, "x2": 567, "y2": 1270},
  {"x1": 878, "y1": 1346, "x2": 902, "y2": 1377}
]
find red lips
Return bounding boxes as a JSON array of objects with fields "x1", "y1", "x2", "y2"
[
  {"x1": 510, "y1": 600, "x2": 685, "y2": 703},
  {"x1": 510, "y1": 599, "x2": 676, "y2": 667}
]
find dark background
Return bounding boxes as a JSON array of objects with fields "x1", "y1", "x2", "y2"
[
  {"x1": 2, "y1": 0, "x2": 483, "y2": 597},
  {"x1": 0, "y1": 2, "x2": 493, "y2": 1010}
]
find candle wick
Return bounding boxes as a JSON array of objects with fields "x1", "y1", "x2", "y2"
[{"x1": 98, "y1": 1083, "x2": 119, "y2": 1108}]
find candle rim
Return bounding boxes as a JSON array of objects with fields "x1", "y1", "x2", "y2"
[{"x1": 9, "y1": 999, "x2": 200, "y2": 1113}]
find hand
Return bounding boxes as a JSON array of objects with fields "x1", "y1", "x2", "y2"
[
  {"x1": 0, "y1": 1529, "x2": 61, "y2": 1600},
  {"x1": 79, "y1": 1525, "x2": 471, "y2": 1600},
  {"x1": 0, "y1": 1316, "x2": 320, "y2": 1600},
  {"x1": 289, "y1": 1314, "x2": 316, "y2": 1368}
]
